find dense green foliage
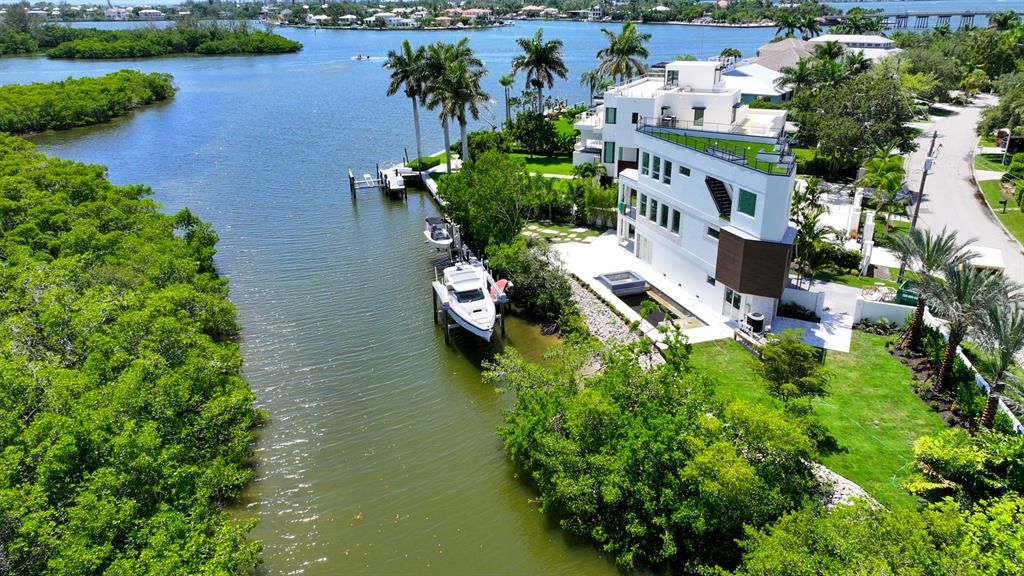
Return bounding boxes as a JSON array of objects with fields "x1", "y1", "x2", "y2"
[
  {"x1": 0, "y1": 70, "x2": 174, "y2": 134},
  {"x1": 905, "y1": 428, "x2": 1024, "y2": 502},
  {"x1": 487, "y1": 238, "x2": 583, "y2": 335},
  {"x1": 488, "y1": 339, "x2": 815, "y2": 571},
  {"x1": 0, "y1": 135, "x2": 261, "y2": 574},
  {"x1": 735, "y1": 496, "x2": 1024, "y2": 576},
  {"x1": 0, "y1": 21, "x2": 301, "y2": 58},
  {"x1": 46, "y1": 26, "x2": 301, "y2": 59},
  {"x1": 756, "y1": 330, "x2": 831, "y2": 404}
]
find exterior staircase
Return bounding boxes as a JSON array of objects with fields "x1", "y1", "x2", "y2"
[{"x1": 705, "y1": 176, "x2": 731, "y2": 219}]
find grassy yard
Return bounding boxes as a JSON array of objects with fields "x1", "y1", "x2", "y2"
[
  {"x1": 647, "y1": 130, "x2": 790, "y2": 175},
  {"x1": 979, "y1": 179, "x2": 1024, "y2": 245},
  {"x1": 522, "y1": 221, "x2": 603, "y2": 243},
  {"x1": 979, "y1": 135, "x2": 999, "y2": 148},
  {"x1": 974, "y1": 153, "x2": 1009, "y2": 173},
  {"x1": 690, "y1": 332, "x2": 946, "y2": 509},
  {"x1": 810, "y1": 271, "x2": 897, "y2": 289},
  {"x1": 554, "y1": 116, "x2": 577, "y2": 139},
  {"x1": 510, "y1": 153, "x2": 575, "y2": 175}
]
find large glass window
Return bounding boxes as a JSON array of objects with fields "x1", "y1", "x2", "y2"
[
  {"x1": 652, "y1": 156, "x2": 660, "y2": 181},
  {"x1": 671, "y1": 210, "x2": 681, "y2": 234},
  {"x1": 650, "y1": 199, "x2": 658, "y2": 220},
  {"x1": 605, "y1": 107, "x2": 617, "y2": 124},
  {"x1": 667, "y1": 70, "x2": 678, "y2": 85},
  {"x1": 603, "y1": 141, "x2": 616, "y2": 164},
  {"x1": 639, "y1": 194, "x2": 647, "y2": 216},
  {"x1": 738, "y1": 189, "x2": 757, "y2": 217},
  {"x1": 641, "y1": 151, "x2": 650, "y2": 176},
  {"x1": 663, "y1": 160, "x2": 672, "y2": 185},
  {"x1": 693, "y1": 107, "x2": 705, "y2": 127},
  {"x1": 660, "y1": 204, "x2": 669, "y2": 228}
]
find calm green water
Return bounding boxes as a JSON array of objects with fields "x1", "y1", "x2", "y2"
[{"x1": 0, "y1": 22, "x2": 790, "y2": 575}]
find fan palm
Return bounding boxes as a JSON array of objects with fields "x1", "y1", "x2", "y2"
[
  {"x1": 385, "y1": 40, "x2": 427, "y2": 171},
  {"x1": 979, "y1": 302, "x2": 1024, "y2": 428},
  {"x1": 510, "y1": 28, "x2": 567, "y2": 115},
  {"x1": 927, "y1": 265, "x2": 1017, "y2": 395},
  {"x1": 890, "y1": 228, "x2": 977, "y2": 352},
  {"x1": 596, "y1": 21, "x2": 652, "y2": 82}
]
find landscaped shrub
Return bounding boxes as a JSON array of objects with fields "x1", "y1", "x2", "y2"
[
  {"x1": 487, "y1": 237, "x2": 577, "y2": 335},
  {"x1": 777, "y1": 301, "x2": 820, "y2": 322},
  {"x1": 857, "y1": 317, "x2": 901, "y2": 336}
]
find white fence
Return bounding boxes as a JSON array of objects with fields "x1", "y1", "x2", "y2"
[
  {"x1": 853, "y1": 298, "x2": 916, "y2": 325},
  {"x1": 782, "y1": 287, "x2": 825, "y2": 317}
]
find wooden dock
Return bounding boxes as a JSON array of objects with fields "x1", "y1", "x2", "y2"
[{"x1": 347, "y1": 162, "x2": 414, "y2": 201}]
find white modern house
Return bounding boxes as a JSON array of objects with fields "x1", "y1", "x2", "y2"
[
  {"x1": 138, "y1": 9, "x2": 164, "y2": 19},
  {"x1": 104, "y1": 6, "x2": 131, "y2": 20},
  {"x1": 574, "y1": 61, "x2": 797, "y2": 324}
]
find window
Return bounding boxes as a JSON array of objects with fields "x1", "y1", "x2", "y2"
[
  {"x1": 671, "y1": 210, "x2": 681, "y2": 234},
  {"x1": 667, "y1": 70, "x2": 678, "y2": 85},
  {"x1": 693, "y1": 107, "x2": 705, "y2": 127},
  {"x1": 738, "y1": 189, "x2": 757, "y2": 217},
  {"x1": 639, "y1": 194, "x2": 647, "y2": 216},
  {"x1": 652, "y1": 156, "x2": 660, "y2": 181},
  {"x1": 725, "y1": 287, "x2": 741, "y2": 310},
  {"x1": 660, "y1": 204, "x2": 668, "y2": 228},
  {"x1": 641, "y1": 151, "x2": 650, "y2": 176},
  {"x1": 603, "y1": 141, "x2": 616, "y2": 164},
  {"x1": 706, "y1": 226, "x2": 720, "y2": 240},
  {"x1": 731, "y1": 105, "x2": 737, "y2": 124},
  {"x1": 706, "y1": 275, "x2": 716, "y2": 286},
  {"x1": 631, "y1": 112, "x2": 639, "y2": 124},
  {"x1": 649, "y1": 199, "x2": 658, "y2": 220},
  {"x1": 663, "y1": 160, "x2": 672, "y2": 185},
  {"x1": 605, "y1": 107, "x2": 617, "y2": 124},
  {"x1": 679, "y1": 165, "x2": 691, "y2": 177}
]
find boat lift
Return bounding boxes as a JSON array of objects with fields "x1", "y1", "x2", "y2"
[{"x1": 347, "y1": 163, "x2": 409, "y2": 201}]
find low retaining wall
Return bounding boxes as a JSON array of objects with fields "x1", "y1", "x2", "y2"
[
  {"x1": 853, "y1": 298, "x2": 915, "y2": 325},
  {"x1": 782, "y1": 287, "x2": 825, "y2": 316}
]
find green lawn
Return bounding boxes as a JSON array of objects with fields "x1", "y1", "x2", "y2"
[
  {"x1": 979, "y1": 135, "x2": 999, "y2": 148},
  {"x1": 690, "y1": 332, "x2": 946, "y2": 509},
  {"x1": 811, "y1": 271, "x2": 897, "y2": 289},
  {"x1": 871, "y1": 216, "x2": 910, "y2": 249},
  {"x1": 554, "y1": 116, "x2": 577, "y2": 139},
  {"x1": 974, "y1": 153, "x2": 1009, "y2": 173},
  {"x1": 979, "y1": 179, "x2": 1024, "y2": 245},
  {"x1": 522, "y1": 220, "x2": 603, "y2": 243},
  {"x1": 646, "y1": 130, "x2": 791, "y2": 175},
  {"x1": 510, "y1": 153, "x2": 575, "y2": 175}
]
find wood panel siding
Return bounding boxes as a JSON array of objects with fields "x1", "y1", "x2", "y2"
[{"x1": 714, "y1": 229, "x2": 792, "y2": 298}]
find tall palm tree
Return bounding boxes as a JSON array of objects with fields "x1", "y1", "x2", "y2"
[
  {"x1": 840, "y1": 51, "x2": 873, "y2": 77},
  {"x1": 800, "y1": 14, "x2": 823, "y2": 38},
  {"x1": 424, "y1": 39, "x2": 487, "y2": 169},
  {"x1": 890, "y1": 228, "x2": 977, "y2": 352},
  {"x1": 720, "y1": 47, "x2": 742, "y2": 59},
  {"x1": 579, "y1": 68, "x2": 611, "y2": 105},
  {"x1": 989, "y1": 11, "x2": 1020, "y2": 31},
  {"x1": 811, "y1": 58, "x2": 845, "y2": 88},
  {"x1": 774, "y1": 10, "x2": 801, "y2": 37},
  {"x1": 454, "y1": 66, "x2": 490, "y2": 164},
  {"x1": 385, "y1": 40, "x2": 427, "y2": 171},
  {"x1": 859, "y1": 151, "x2": 905, "y2": 231},
  {"x1": 812, "y1": 40, "x2": 844, "y2": 61},
  {"x1": 927, "y1": 265, "x2": 1017, "y2": 395},
  {"x1": 775, "y1": 58, "x2": 815, "y2": 96},
  {"x1": 510, "y1": 28, "x2": 567, "y2": 115},
  {"x1": 596, "y1": 20, "x2": 652, "y2": 82},
  {"x1": 979, "y1": 302, "x2": 1024, "y2": 428},
  {"x1": 499, "y1": 74, "x2": 514, "y2": 127}
]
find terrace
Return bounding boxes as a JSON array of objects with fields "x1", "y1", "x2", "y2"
[{"x1": 637, "y1": 119, "x2": 795, "y2": 176}]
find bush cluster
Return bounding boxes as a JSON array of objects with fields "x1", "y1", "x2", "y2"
[{"x1": 42, "y1": 25, "x2": 301, "y2": 59}]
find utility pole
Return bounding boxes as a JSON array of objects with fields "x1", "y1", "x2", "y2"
[{"x1": 897, "y1": 131, "x2": 939, "y2": 284}]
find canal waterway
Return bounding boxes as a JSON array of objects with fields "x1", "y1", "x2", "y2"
[{"x1": 1, "y1": 8, "x2": 1022, "y2": 572}]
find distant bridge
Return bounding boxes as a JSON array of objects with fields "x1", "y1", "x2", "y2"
[{"x1": 822, "y1": 10, "x2": 999, "y2": 29}]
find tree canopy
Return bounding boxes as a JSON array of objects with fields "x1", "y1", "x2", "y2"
[{"x1": 0, "y1": 134, "x2": 262, "y2": 575}]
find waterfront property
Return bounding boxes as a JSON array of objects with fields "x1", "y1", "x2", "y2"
[{"x1": 574, "y1": 60, "x2": 797, "y2": 327}]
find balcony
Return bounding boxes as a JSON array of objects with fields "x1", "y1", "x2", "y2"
[
  {"x1": 637, "y1": 119, "x2": 795, "y2": 177},
  {"x1": 574, "y1": 106, "x2": 605, "y2": 132},
  {"x1": 648, "y1": 110, "x2": 786, "y2": 139}
]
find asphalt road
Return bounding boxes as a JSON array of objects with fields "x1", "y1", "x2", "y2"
[{"x1": 906, "y1": 94, "x2": 1024, "y2": 284}]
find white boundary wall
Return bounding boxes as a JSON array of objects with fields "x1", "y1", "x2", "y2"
[{"x1": 782, "y1": 287, "x2": 825, "y2": 317}]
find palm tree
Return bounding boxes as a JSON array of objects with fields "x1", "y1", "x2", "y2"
[
  {"x1": 423, "y1": 40, "x2": 488, "y2": 169},
  {"x1": 775, "y1": 58, "x2": 815, "y2": 95},
  {"x1": 775, "y1": 10, "x2": 801, "y2": 37},
  {"x1": 579, "y1": 68, "x2": 611, "y2": 105},
  {"x1": 499, "y1": 74, "x2": 514, "y2": 127},
  {"x1": 890, "y1": 228, "x2": 977, "y2": 353},
  {"x1": 596, "y1": 20, "x2": 652, "y2": 82},
  {"x1": 800, "y1": 14, "x2": 823, "y2": 38},
  {"x1": 927, "y1": 265, "x2": 1017, "y2": 395},
  {"x1": 840, "y1": 51, "x2": 872, "y2": 77},
  {"x1": 385, "y1": 40, "x2": 427, "y2": 171},
  {"x1": 979, "y1": 302, "x2": 1024, "y2": 428},
  {"x1": 989, "y1": 11, "x2": 1020, "y2": 31},
  {"x1": 858, "y1": 151, "x2": 905, "y2": 230},
  {"x1": 810, "y1": 58, "x2": 845, "y2": 88},
  {"x1": 510, "y1": 28, "x2": 567, "y2": 115},
  {"x1": 812, "y1": 40, "x2": 844, "y2": 61},
  {"x1": 720, "y1": 47, "x2": 742, "y2": 59}
]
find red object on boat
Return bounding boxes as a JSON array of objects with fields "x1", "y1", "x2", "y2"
[{"x1": 490, "y1": 278, "x2": 510, "y2": 299}]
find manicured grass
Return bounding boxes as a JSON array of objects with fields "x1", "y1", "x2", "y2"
[
  {"x1": 554, "y1": 116, "x2": 577, "y2": 139},
  {"x1": 974, "y1": 153, "x2": 1009, "y2": 173},
  {"x1": 408, "y1": 151, "x2": 448, "y2": 170},
  {"x1": 690, "y1": 332, "x2": 946, "y2": 509},
  {"x1": 811, "y1": 271, "x2": 897, "y2": 289},
  {"x1": 793, "y1": 147, "x2": 816, "y2": 163},
  {"x1": 979, "y1": 179, "x2": 1024, "y2": 245},
  {"x1": 646, "y1": 130, "x2": 791, "y2": 175},
  {"x1": 510, "y1": 153, "x2": 575, "y2": 175},
  {"x1": 871, "y1": 216, "x2": 910, "y2": 249},
  {"x1": 522, "y1": 220, "x2": 603, "y2": 242},
  {"x1": 979, "y1": 135, "x2": 999, "y2": 148}
]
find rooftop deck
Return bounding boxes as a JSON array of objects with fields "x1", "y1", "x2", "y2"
[{"x1": 637, "y1": 121, "x2": 795, "y2": 176}]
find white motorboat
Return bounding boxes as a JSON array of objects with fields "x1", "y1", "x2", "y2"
[
  {"x1": 423, "y1": 217, "x2": 453, "y2": 249},
  {"x1": 433, "y1": 263, "x2": 495, "y2": 341}
]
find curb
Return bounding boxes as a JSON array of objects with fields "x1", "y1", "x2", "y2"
[{"x1": 968, "y1": 144, "x2": 1024, "y2": 256}]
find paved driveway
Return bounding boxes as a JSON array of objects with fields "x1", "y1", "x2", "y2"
[{"x1": 905, "y1": 96, "x2": 1024, "y2": 283}]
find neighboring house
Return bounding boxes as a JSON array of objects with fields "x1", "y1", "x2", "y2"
[
  {"x1": 306, "y1": 13, "x2": 330, "y2": 25},
  {"x1": 751, "y1": 37, "x2": 812, "y2": 71},
  {"x1": 723, "y1": 63, "x2": 791, "y2": 104},
  {"x1": 462, "y1": 8, "x2": 492, "y2": 21},
  {"x1": 363, "y1": 12, "x2": 400, "y2": 26},
  {"x1": 138, "y1": 9, "x2": 164, "y2": 20},
  {"x1": 754, "y1": 34, "x2": 901, "y2": 71},
  {"x1": 26, "y1": 9, "x2": 49, "y2": 19},
  {"x1": 573, "y1": 61, "x2": 797, "y2": 325},
  {"x1": 589, "y1": 4, "x2": 603, "y2": 20},
  {"x1": 433, "y1": 16, "x2": 453, "y2": 26},
  {"x1": 337, "y1": 14, "x2": 359, "y2": 25},
  {"x1": 519, "y1": 5, "x2": 546, "y2": 17},
  {"x1": 104, "y1": 7, "x2": 131, "y2": 20}
]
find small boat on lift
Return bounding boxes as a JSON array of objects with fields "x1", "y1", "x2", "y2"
[
  {"x1": 423, "y1": 217, "x2": 453, "y2": 249},
  {"x1": 434, "y1": 263, "x2": 496, "y2": 341}
]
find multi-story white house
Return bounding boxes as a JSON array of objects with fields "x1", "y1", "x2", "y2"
[{"x1": 574, "y1": 61, "x2": 797, "y2": 325}]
